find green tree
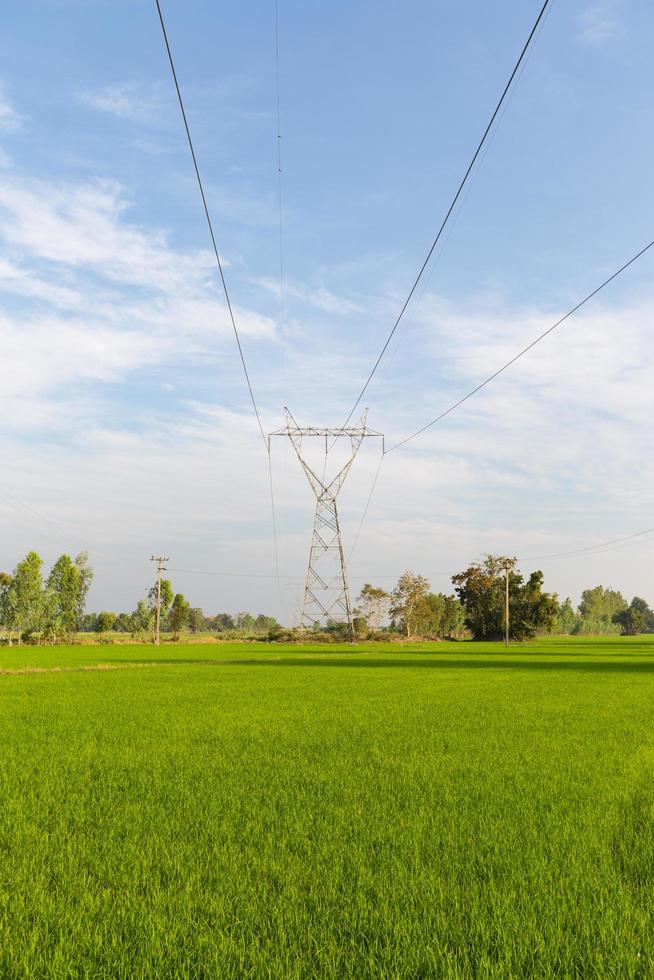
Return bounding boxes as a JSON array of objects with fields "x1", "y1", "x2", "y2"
[
  {"x1": 579, "y1": 586, "x2": 627, "y2": 623},
  {"x1": 74, "y1": 551, "x2": 94, "y2": 625},
  {"x1": 511, "y1": 570, "x2": 558, "y2": 640},
  {"x1": 147, "y1": 578, "x2": 173, "y2": 616},
  {"x1": 130, "y1": 600, "x2": 154, "y2": 640},
  {"x1": 95, "y1": 611, "x2": 117, "y2": 633},
  {"x1": 147, "y1": 578, "x2": 173, "y2": 640},
  {"x1": 412, "y1": 592, "x2": 466, "y2": 638},
  {"x1": 0, "y1": 572, "x2": 14, "y2": 644},
  {"x1": 554, "y1": 597, "x2": 579, "y2": 635},
  {"x1": 9, "y1": 551, "x2": 44, "y2": 643},
  {"x1": 453, "y1": 556, "x2": 557, "y2": 641},
  {"x1": 613, "y1": 597, "x2": 654, "y2": 636},
  {"x1": 112, "y1": 612, "x2": 132, "y2": 633},
  {"x1": 390, "y1": 572, "x2": 431, "y2": 637},
  {"x1": 45, "y1": 554, "x2": 82, "y2": 642},
  {"x1": 254, "y1": 613, "x2": 279, "y2": 633},
  {"x1": 212, "y1": 613, "x2": 235, "y2": 632},
  {"x1": 168, "y1": 594, "x2": 190, "y2": 637},
  {"x1": 356, "y1": 583, "x2": 390, "y2": 631},
  {"x1": 236, "y1": 612, "x2": 255, "y2": 632},
  {"x1": 187, "y1": 608, "x2": 205, "y2": 633}
]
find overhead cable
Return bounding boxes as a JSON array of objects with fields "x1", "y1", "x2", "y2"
[
  {"x1": 154, "y1": 0, "x2": 285, "y2": 604},
  {"x1": 338, "y1": 0, "x2": 552, "y2": 431},
  {"x1": 520, "y1": 526, "x2": 654, "y2": 561},
  {"x1": 154, "y1": 0, "x2": 267, "y2": 447},
  {"x1": 386, "y1": 238, "x2": 654, "y2": 451},
  {"x1": 274, "y1": 0, "x2": 287, "y2": 401}
]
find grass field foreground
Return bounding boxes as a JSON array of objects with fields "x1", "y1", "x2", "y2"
[{"x1": 1, "y1": 637, "x2": 654, "y2": 977}]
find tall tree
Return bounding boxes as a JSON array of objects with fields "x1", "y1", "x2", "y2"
[
  {"x1": 74, "y1": 551, "x2": 94, "y2": 624},
  {"x1": 46, "y1": 554, "x2": 82, "y2": 642},
  {"x1": 95, "y1": 611, "x2": 117, "y2": 633},
  {"x1": 168, "y1": 593, "x2": 190, "y2": 637},
  {"x1": 147, "y1": 578, "x2": 173, "y2": 640},
  {"x1": 555, "y1": 598, "x2": 579, "y2": 634},
  {"x1": 9, "y1": 551, "x2": 44, "y2": 643},
  {"x1": 390, "y1": 572, "x2": 431, "y2": 637},
  {"x1": 412, "y1": 592, "x2": 466, "y2": 638},
  {"x1": 236, "y1": 612, "x2": 255, "y2": 632},
  {"x1": 187, "y1": 608, "x2": 205, "y2": 633},
  {"x1": 0, "y1": 573, "x2": 14, "y2": 644},
  {"x1": 613, "y1": 597, "x2": 654, "y2": 636},
  {"x1": 579, "y1": 586, "x2": 627, "y2": 624},
  {"x1": 453, "y1": 556, "x2": 557, "y2": 641},
  {"x1": 356, "y1": 583, "x2": 390, "y2": 631},
  {"x1": 130, "y1": 600, "x2": 154, "y2": 640}
]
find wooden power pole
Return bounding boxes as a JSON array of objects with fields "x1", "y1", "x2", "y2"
[{"x1": 150, "y1": 555, "x2": 169, "y2": 646}]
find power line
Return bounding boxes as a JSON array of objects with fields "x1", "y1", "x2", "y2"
[
  {"x1": 167, "y1": 566, "x2": 303, "y2": 580},
  {"x1": 520, "y1": 526, "x2": 654, "y2": 561},
  {"x1": 154, "y1": 0, "x2": 285, "y2": 606},
  {"x1": 347, "y1": 452, "x2": 385, "y2": 562},
  {"x1": 338, "y1": 0, "x2": 551, "y2": 432},
  {"x1": 271, "y1": 0, "x2": 286, "y2": 609},
  {"x1": 274, "y1": 0, "x2": 287, "y2": 403},
  {"x1": 386, "y1": 237, "x2": 654, "y2": 452},
  {"x1": 154, "y1": 0, "x2": 267, "y2": 447}
]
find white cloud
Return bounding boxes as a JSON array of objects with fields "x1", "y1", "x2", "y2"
[
  {"x1": 77, "y1": 83, "x2": 164, "y2": 123},
  {"x1": 0, "y1": 171, "x2": 277, "y2": 445},
  {"x1": 253, "y1": 276, "x2": 364, "y2": 316},
  {"x1": 577, "y1": 3, "x2": 623, "y2": 46},
  {"x1": 0, "y1": 85, "x2": 24, "y2": 133}
]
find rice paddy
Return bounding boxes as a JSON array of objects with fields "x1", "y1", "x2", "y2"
[{"x1": 1, "y1": 636, "x2": 653, "y2": 977}]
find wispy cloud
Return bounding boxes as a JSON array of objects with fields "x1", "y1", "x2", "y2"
[
  {"x1": 0, "y1": 84, "x2": 24, "y2": 133},
  {"x1": 576, "y1": 3, "x2": 623, "y2": 46},
  {"x1": 252, "y1": 276, "x2": 364, "y2": 316},
  {"x1": 77, "y1": 83, "x2": 164, "y2": 123},
  {"x1": 0, "y1": 171, "x2": 276, "y2": 437}
]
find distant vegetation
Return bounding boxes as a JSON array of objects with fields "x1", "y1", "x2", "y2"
[{"x1": 1, "y1": 550, "x2": 652, "y2": 645}]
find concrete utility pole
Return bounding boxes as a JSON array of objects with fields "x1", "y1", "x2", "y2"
[
  {"x1": 500, "y1": 557, "x2": 517, "y2": 647},
  {"x1": 270, "y1": 408, "x2": 383, "y2": 642},
  {"x1": 150, "y1": 555, "x2": 169, "y2": 646},
  {"x1": 504, "y1": 565, "x2": 510, "y2": 648}
]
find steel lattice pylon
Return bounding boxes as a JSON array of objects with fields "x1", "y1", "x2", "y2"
[{"x1": 270, "y1": 408, "x2": 383, "y2": 640}]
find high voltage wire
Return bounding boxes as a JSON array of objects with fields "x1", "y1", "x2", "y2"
[
  {"x1": 347, "y1": 452, "x2": 385, "y2": 563},
  {"x1": 386, "y1": 237, "x2": 654, "y2": 452},
  {"x1": 154, "y1": 0, "x2": 284, "y2": 604},
  {"x1": 271, "y1": 0, "x2": 286, "y2": 607},
  {"x1": 154, "y1": 0, "x2": 267, "y2": 447},
  {"x1": 521, "y1": 526, "x2": 654, "y2": 561},
  {"x1": 345, "y1": 237, "x2": 654, "y2": 552},
  {"x1": 337, "y1": 0, "x2": 552, "y2": 433},
  {"x1": 274, "y1": 0, "x2": 287, "y2": 401}
]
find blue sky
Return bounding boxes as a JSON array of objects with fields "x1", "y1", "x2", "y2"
[{"x1": 1, "y1": 0, "x2": 653, "y2": 619}]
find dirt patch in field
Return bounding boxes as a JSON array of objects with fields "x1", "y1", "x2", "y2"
[{"x1": 0, "y1": 662, "x2": 183, "y2": 677}]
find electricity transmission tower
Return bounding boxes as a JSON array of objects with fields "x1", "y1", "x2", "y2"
[
  {"x1": 150, "y1": 555, "x2": 169, "y2": 646},
  {"x1": 270, "y1": 408, "x2": 383, "y2": 641}
]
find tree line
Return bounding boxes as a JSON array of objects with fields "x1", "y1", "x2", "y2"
[
  {"x1": 354, "y1": 555, "x2": 653, "y2": 640},
  {"x1": 0, "y1": 551, "x2": 93, "y2": 644},
  {"x1": 0, "y1": 551, "x2": 281, "y2": 645},
  {"x1": 1, "y1": 549, "x2": 652, "y2": 644}
]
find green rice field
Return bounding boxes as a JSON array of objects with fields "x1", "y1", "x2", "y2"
[{"x1": 2, "y1": 637, "x2": 654, "y2": 978}]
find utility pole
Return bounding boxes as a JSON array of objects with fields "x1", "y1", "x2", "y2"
[
  {"x1": 500, "y1": 556, "x2": 517, "y2": 647},
  {"x1": 150, "y1": 555, "x2": 169, "y2": 646},
  {"x1": 504, "y1": 565, "x2": 510, "y2": 647},
  {"x1": 270, "y1": 408, "x2": 383, "y2": 642}
]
